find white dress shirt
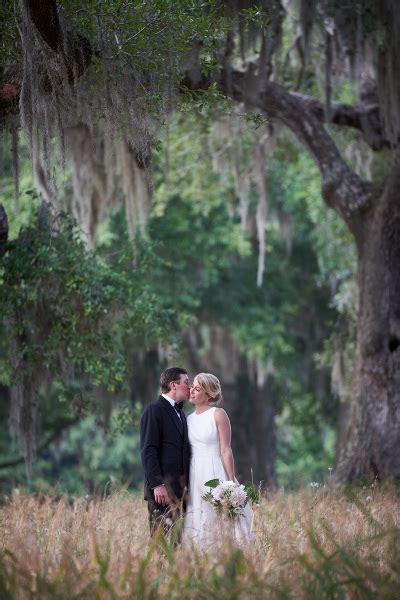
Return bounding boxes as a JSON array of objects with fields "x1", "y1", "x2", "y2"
[{"x1": 161, "y1": 393, "x2": 182, "y2": 421}]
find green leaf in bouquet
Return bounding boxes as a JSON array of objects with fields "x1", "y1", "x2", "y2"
[
  {"x1": 204, "y1": 478, "x2": 220, "y2": 488},
  {"x1": 243, "y1": 483, "x2": 259, "y2": 504},
  {"x1": 201, "y1": 491, "x2": 214, "y2": 502}
]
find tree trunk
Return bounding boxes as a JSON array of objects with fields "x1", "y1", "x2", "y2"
[
  {"x1": 0, "y1": 204, "x2": 8, "y2": 257},
  {"x1": 183, "y1": 325, "x2": 277, "y2": 488},
  {"x1": 335, "y1": 166, "x2": 400, "y2": 480},
  {"x1": 245, "y1": 365, "x2": 276, "y2": 489},
  {"x1": 130, "y1": 349, "x2": 165, "y2": 408}
]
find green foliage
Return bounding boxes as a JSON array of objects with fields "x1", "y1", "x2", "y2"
[
  {"x1": 178, "y1": 84, "x2": 233, "y2": 119},
  {"x1": 243, "y1": 482, "x2": 259, "y2": 504},
  {"x1": 0, "y1": 1, "x2": 19, "y2": 67},
  {"x1": 0, "y1": 136, "x2": 37, "y2": 240},
  {"x1": 240, "y1": 6, "x2": 269, "y2": 32},
  {"x1": 28, "y1": 411, "x2": 141, "y2": 496},
  {"x1": 0, "y1": 0, "x2": 226, "y2": 87},
  {"x1": 61, "y1": 0, "x2": 226, "y2": 113},
  {"x1": 150, "y1": 113, "x2": 342, "y2": 487},
  {"x1": 204, "y1": 478, "x2": 219, "y2": 488},
  {"x1": 0, "y1": 107, "x2": 352, "y2": 490},
  {"x1": 1, "y1": 207, "x2": 163, "y2": 392},
  {"x1": 276, "y1": 405, "x2": 336, "y2": 489},
  {"x1": 0, "y1": 200, "x2": 184, "y2": 468}
]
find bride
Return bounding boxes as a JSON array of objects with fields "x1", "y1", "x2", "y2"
[{"x1": 183, "y1": 372, "x2": 252, "y2": 548}]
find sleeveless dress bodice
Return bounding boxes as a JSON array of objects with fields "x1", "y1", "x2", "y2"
[
  {"x1": 182, "y1": 407, "x2": 252, "y2": 549},
  {"x1": 188, "y1": 406, "x2": 221, "y2": 456}
]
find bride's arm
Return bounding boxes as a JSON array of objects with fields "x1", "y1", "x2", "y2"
[{"x1": 215, "y1": 408, "x2": 235, "y2": 481}]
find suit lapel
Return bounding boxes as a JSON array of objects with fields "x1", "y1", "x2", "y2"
[
  {"x1": 182, "y1": 409, "x2": 188, "y2": 443},
  {"x1": 159, "y1": 396, "x2": 183, "y2": 437}
]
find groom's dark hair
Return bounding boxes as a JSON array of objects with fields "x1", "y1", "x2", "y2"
[{"x1": 160, "y1": 367, "x2": 188, "y2": 393}]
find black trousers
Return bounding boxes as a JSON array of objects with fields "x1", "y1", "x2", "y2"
[{"x1": 147, "y1": 486, "x2": 187, "y2": 540}]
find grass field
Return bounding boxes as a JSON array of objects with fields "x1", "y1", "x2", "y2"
[{"x1": 0, "y1": 483, "x2": 399, "y2": 598}]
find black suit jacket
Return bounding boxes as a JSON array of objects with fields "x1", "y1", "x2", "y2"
[{"x1": 140, "y1": 396, "x2": 191, "y2": 502}]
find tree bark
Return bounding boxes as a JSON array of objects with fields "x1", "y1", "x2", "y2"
[
  {"x1": 0, "y1": 205, "x2": 9, "y2": 257},
  {"x1": 334, "y1": 160, "x2": 400, "y2": 480},
  {"x1": 130, "y1": 349, "x2": 164, "y2": 408},
  {"x1": 23, "y1": 0, "x2": 92, "y2": 80},
  {"x1": 245, "y1": 366, "x2": 276, "y2": 489}
]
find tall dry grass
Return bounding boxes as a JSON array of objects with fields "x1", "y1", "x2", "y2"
[{"x1": 0, "y1": 483, "x2": 399, "y2": 598}]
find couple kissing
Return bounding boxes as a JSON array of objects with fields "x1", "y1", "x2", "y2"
[{"x1": 140, "y1": 367, "x2": 252, "y2": 548}]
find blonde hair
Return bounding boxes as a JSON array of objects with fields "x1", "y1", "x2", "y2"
[{"x1": 194, "y1": 372, "x2": 223, "y2": 406}]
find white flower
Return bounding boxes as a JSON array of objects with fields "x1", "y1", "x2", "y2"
[
  {"x1": 205, "y1": 479, "x2": 248, "y2": 518},
  {"x1": 229, "y1": 487, "x2": 247, "y2": 508},
  {"x1": 211, "y1": 484, "x2": 225, "y2": 502},
  {"x1": 221, "y1": 481, "x2": 235, "y2": 493}
]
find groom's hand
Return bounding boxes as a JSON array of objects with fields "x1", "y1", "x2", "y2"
[{"x1": 154, "y1": 484, "x2": 170, "y2": 506}]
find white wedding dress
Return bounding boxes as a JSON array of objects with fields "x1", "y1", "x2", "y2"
[{"x1": 183, "y1": 407, "x2": 253, "y2": 549}]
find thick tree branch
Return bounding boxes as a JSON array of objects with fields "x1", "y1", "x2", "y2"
[
  {"x1": 24, "y1": 0, "x2": 63, "y2": 53},
  {"x1": 291, "y1": 93, "x2": 387, "y2": 151},
  {"x1": 24, "y1": 0, "x2": 92, "y2": 82},
  {"x1": 0, "y1": 1, "x2": 91, "y2": 124},
  {"x1": 218, "y1": 67, "x2": 383, "y2": 222},
  {"x1": 0, "y1": 417, "x2": 79, "y2": 470}
]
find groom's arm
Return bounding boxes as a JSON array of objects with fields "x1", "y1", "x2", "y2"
[{"x1": 140, "y1": 404, "x2": 164, "y2": 490}]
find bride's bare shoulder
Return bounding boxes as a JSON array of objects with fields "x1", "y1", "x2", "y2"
[{"x1": 214, "y1": 407, "x2": 230, "y2": 424}]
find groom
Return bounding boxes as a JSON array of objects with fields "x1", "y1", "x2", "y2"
[{"x1": 140, "y1": 367, "x2": 191, "y2": 536}]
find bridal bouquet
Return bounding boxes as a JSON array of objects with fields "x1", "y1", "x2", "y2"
[{"x1": 202, "y1": 479, "x2": 255, "y2": 519}]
